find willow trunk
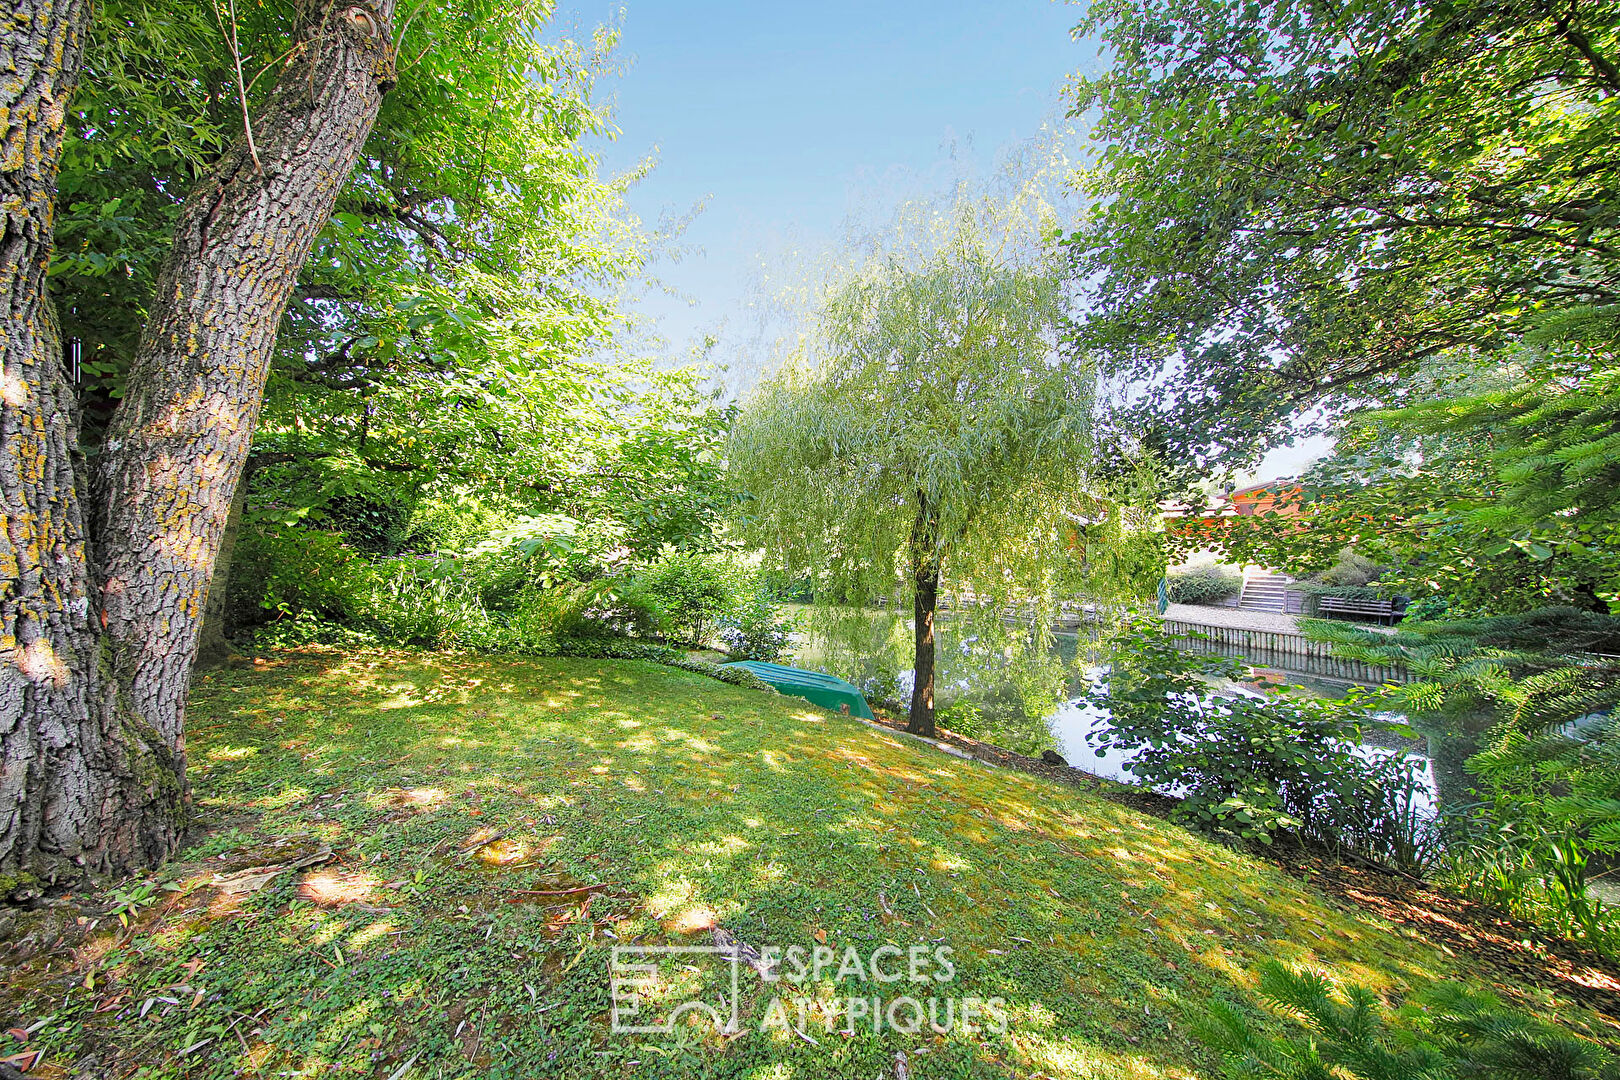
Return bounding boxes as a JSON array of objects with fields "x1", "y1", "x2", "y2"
[
  {"x1": 1, "y1": 1, "x2": 396, "y2": 881},
  {"x1": 908, "y1": 561, "x2": 941, "y2": 738},
  {"x1": 907, "y1": 492, "x2": 941, "y2": 738}
]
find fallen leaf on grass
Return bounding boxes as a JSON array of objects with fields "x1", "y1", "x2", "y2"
[
  {"x1": 93, "y1": 993, "x2": 129, "y2": 1014},
  {"x1": 1, "y1": 1050, "x2": 44, "y2": 1073}
]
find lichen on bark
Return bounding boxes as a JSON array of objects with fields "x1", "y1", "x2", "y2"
[{"x1": 2, "y1": 0, "x2": 397, "y2": 878}]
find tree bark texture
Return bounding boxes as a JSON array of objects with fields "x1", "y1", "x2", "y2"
[
  {"x1": 907, "y1": 494, "x2": 941, "y2": 738},
  {"x1": 1, "y1": 0, "x2": 396, "y2": 880},
  {"x1": 192, "y1": 474, "x2": 247, "y2": 671},
  {"x1": 0, "y1": 0, "x2": 122, "y2": 884},
  {"x1": 908, "y1": 561, "x2": 940, "y2": 738}
]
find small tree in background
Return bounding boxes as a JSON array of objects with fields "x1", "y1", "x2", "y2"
[
  {"x1": 730, "y1": 176, "x2": 1159, "y2": 737},
  {"x1": 631, "y1": 551, "x2": 738, "y2": 647}
]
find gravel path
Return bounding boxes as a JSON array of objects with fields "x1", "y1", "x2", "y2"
[
  {"x1": 1165, "y1": 602, "x2": 1399, "y2": 636},
  {"x1": 1163, "y1": 602, "x2": 1303, "y2": 633}
]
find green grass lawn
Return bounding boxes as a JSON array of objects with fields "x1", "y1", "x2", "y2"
[{"x1": 3, "y1": 649, "x2": 1599, "y2": 1078}]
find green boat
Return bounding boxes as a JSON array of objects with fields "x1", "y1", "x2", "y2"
[{"x1": 719, "y1": 661, "x2": 876, "y2": 720}]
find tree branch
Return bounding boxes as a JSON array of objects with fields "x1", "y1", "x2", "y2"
[{"x1": 1552, "y1": 0, "x2": 1620, "y2": 92}]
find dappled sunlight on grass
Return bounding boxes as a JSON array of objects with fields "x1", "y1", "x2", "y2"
[
  {"x1": 1009, "y1": 1029, "x2": 1193, "y2": 1080},
  {"x1": 254, "y1": 786, "x2": 310, "y2": 810},
  {"x1": 692, "y1": 835, "x2": 752, "y2": 858},
  {"x1": 667, "y1": 905, "x2": 721, "y2": 934},
  {"x1": 297, "y1": 869, "x2": 379, "y2": 907},
  {"x1": 9, "y1": 646, "x2": 1601, "y2": 1080},
  {"x1": 376, "y1": 785, "x2": 447, "y2": 809}
]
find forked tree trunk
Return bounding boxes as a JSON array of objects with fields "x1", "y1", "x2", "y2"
[{"x1": 1, "y1": 0, "x2": 396, "y2": 881}]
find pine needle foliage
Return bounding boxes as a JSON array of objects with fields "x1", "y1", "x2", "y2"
[
  {"x1": 1196, "y1": 961, "x2": 1614, "y2": 1080},
  {"x1": 1303, "y1": 609, "x2": 1620, "y2": 737},
  {"x1": 1305, "y1": 609, "x2": 1620, "y2": 946}
]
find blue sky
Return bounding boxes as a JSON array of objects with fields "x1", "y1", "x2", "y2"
[
  {"x1": 548, "y1": 0, "x2": 1099, "y2": 356},
  {"x1": 544, "y1": 0, "x2": 1326, "y2": 479}
]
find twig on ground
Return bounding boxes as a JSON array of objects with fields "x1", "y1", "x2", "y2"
[
  {"x1": 457, "y1": 832, "x2": 506, "y2": 855},
  {"x1": 509, "y1": 883, "x2": 615, "y2": 898}
]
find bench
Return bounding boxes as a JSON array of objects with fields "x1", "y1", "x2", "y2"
[{"x1": 1316, "y1": 595, "x2": 1398, "y2": 625}]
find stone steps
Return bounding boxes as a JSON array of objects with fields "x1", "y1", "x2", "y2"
[{"x1": 1239, "y1": 571, "x2": 1291, "y2": 613}]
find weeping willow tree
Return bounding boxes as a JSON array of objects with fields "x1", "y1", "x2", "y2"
[{"x1": 729, "y1": 181, "x2": 1160, "y2": 738}]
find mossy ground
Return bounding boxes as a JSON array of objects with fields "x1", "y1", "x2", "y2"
[{"x1": 3, "y1": 649, "x2": 1605, "y2": 1078}]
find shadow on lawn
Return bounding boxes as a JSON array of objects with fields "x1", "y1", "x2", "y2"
[{"x1": 3, "y1": 646, "x2": 1611, "y2": 1079}]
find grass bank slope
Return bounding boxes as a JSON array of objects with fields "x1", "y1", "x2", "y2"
[{"x1": 3, "y1": 650, "x2": 1597, "y2": 1078}]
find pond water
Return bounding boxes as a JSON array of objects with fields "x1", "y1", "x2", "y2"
[
  {"x1": 788, "y1": 611, "x2": 1461, "y2": 815},
  {"x1": 1046, "y1": 686, "x2": 1442, "y2": 818}
]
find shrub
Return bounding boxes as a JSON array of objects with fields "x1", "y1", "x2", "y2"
[
  {"x1": 1291, "y1": 582, "x2": 1393, "y2": 601},
  {"x1": 1397, "y1": 594, "x2": 1484, "y2": 623},
  {"x1": 229, "y1": 521, "x2": 793, "y2": 697},
  {"x1": 403, "y1": 492, "x2": 513, "y2": 554},
  {"x1": 1316, "y1": 549, "x2": 1385, "y2": 587},
  {"x1": 549, "y1": 637, "x2": 779, "y2": 694},
  {"x1": 718, "y1": 585, "x2": 796, "y2": 661},
  {"x1": 856, "y1": 667, "x2": 907, "y2": 714},
  {"x1": 1089, "y1": 619, "x2": 1433, "y2": 864},
  {"x1": 240, "y1": 611, "x2": 383, "y2": 650},
  {"x1": 463, "y1": 550, "x2": 550, "y2": 614},
  {"x1": 1401, "y1": 594, "x2": 1453, "y2": 622},
  {"x1": 230, "y1": 526, "x2": 374, "y2": 629},
  {"x1": 761, "y1": 572, "x2": 814, "y2": 602},
  {"x1": 936, "y1": 688, "x2": 1057, "y2": 757},
  {"x1": 572, "y1": 579, "x2": 664, "y2": 640},
  {"x1": 361, "y1": 558, "x2": 501, "y2": 650},
  {"x1": 488, "y1": 577, "x2": 651, "y2": 642},
  {"x1": 1166, "y1": 565, "x2": 1242, "y2": 605},
  {"x1": 1439, "y1": 793, "x2": 1619, "y2": 955},
  {"x1": 325, "y1": 494, "x2": 413, "y2": 555},
  {"x1": 629, "y1": 551, "x2": 739, "y2": 646}
]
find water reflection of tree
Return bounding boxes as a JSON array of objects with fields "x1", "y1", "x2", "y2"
[{"x1": 794, "y1": 605, "x2": 1100, "y2": 756}]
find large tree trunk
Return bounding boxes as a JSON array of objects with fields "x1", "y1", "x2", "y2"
[
  {"x1": 0, "y1": 0, "x2": 132, "y2": 885},
  {"x1": 907, "y1": 493, "x2": 941, "y2": 738},
  {"x1": 1, "y1": 0, "x2": 396, "y2": 881},
  {"x1": 908, "y1": 560, "x2": 941, "y2": 738}
]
